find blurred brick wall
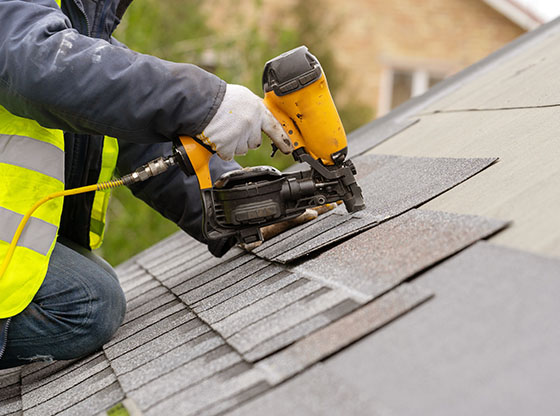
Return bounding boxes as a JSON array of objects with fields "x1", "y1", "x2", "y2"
[{"x1": 204, "y1": 0, "x2": 525, "y2": 116}]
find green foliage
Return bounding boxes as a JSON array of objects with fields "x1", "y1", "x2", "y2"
[
  {"x1": 96, "y1": 186, "x2": 179, "y2": 266},
  {"x1": 114, "y1": 0, "x2": 212, "y2": 62},
  {"x1": 99, "y1": 0, "x2": 373, "y2": 265}
]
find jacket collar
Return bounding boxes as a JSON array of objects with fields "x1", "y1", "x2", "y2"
[{"x1": 68, "y1": 0, "x2": 133, "y2": 40}]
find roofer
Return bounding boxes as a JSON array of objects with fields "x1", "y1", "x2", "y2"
[{"x1": 0, "y1": 0, "x2": 292, "y2": 369}]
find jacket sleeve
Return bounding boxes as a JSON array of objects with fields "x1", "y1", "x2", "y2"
[
  {"x1": 0, "y1": 0, "x2": 225, "y2": 143},
  {"x1": 116, "y1": 140, "x2": 241, "y2": 256}
]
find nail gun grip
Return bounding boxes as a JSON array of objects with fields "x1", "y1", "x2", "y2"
[{"x1": 178, "y1": 136, "x2": 213, "y2": 190}]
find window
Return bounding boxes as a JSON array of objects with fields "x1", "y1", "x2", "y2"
[{"x1": 378, "y1": 67, "x2": 446, "y2": 116}]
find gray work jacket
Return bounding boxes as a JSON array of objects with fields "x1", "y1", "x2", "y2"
[{"x1": 0, "y1": 0, "x2": 239, "y2": 255}]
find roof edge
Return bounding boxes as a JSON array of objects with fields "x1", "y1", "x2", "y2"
[
  {"x1": 348, "y1": 16, "x2": 560, "y2": 158},
  {"x1": 482, "y1": 0, "x2": 543, "y2": 30}
]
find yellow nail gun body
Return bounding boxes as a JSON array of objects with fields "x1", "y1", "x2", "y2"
[{"x1": 174, "y1": 46, "x2": 365, "y2": 248}]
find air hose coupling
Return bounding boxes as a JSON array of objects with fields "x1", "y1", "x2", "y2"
[{"x1": 120, "y1": 155, "x2": 178, "y2": 186}]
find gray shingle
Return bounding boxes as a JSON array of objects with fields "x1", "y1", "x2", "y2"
[
  {"x1": 139, "y1": 242, "x2": 209, "y2": 278},
  {"x1": 115, "y1": 263, "x2": 147, "y2": 285},
  {"x1": 196, "y1": 270, "x2": 298, "y2": 323},
  {"x1": 253, "y1": 211, "x2": 354, "y2": 259},
  {"x1": 0, "y1": 367, "x2": 21, "y2": 389},
  {"x1": 178, "y1": 258, "x2": 271, "y2": 305},
  {"x1": 121, "y1": 291, "x2": 177, "y2": 325},
  {"x1": 123, "y1": 279, "x2": 161, "y2": 302},
  {"x1": 119, "y1": 271, "x2": 155, "y2": 295},
  {"x1": 253, "y1": 154, "x2": 497, "y2": 263},
  {"x1": 21, "y1": 353, "x2": 100, "y2": 394},
  {"x1": 22, "y1": 354, "x2": 108, "y2": 408},
  {"x1": 225, "y1": 364, "x2": 383, "y2": 416},
  {"x1": 192, "y1": 264, "x2": 287, "y2": 314},
  {"x1": 169, "y1": 253, "x2": 254, "y2": 295},
  {"x1": 108, "y1": 318, "x2": 209, "y2": 374},
  {"x1": 258, "y1": 282, "x2": 432, "y2": 384},
  {"x1": 144, "y1": 365, "x2": 269, "y2": 416},
  {"x1": 125, "y1": 285, "x2": 170, "y2": 312},
  {"x1": 244, "y1": 298, "x2": 360, "y2": 362},
  {"x1": 23, "y1": 367, "x2": 117, "y2": 416},
  {"x1": 320, "y1": 242, "x2": 560, "y2": 415},
  {"x1": 56, "y1": 381, "x2": 123, "y2": 416},
  {"x1": 200, "y1": 381, "x2": 271, "y2": 416},
  {"x1": 104, "y1": 309, "x2": 195, "y2": 361},
  {"x1": 0, "y1": 370, "x2": 22, "y2": 416},
  {"x1": 105, "y1": 300, "x2": 188, "y2": 347},
  {"x1": 211, "y1": 278, "x2": 324, "y2": 339},
  {"x1": 153, "y1": 247, "x2": 245, "y2": 287},
  {"x1": 227, "y1": 288, "x2": 352, "y2": 356},
  {"x1": 134, "y1": 232, "x2": 201, "y2": 270},
  {"x1": 117, "y1": 331, "x2": 225, "y2": 392},
  {"x1": 128, "y1": 345, "x2": 243, "y2": 410},
  {"x1": 296, "y1": 209, "x2": 507, "y2": 299},
  {"x1": 348, "y1": 116, "x2": 420, "y2": 159},
  {"x1": 273, "y1": 212, "x2": 380, "y2": 263}
]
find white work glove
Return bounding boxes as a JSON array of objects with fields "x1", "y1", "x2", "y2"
[{"x1": 196, "y1": 84, "x2": 293, "y2": 160}]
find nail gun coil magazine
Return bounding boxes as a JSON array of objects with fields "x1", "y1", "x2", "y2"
[{"x1": 201, "y1": 158, "x2": 364, "y2": 245}]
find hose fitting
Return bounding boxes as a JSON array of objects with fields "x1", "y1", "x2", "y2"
[{"x1": 120, "y1": 156, "x2": 177, "y2": 186}]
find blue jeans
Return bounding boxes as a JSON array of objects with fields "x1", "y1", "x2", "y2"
[{"x1": 0, "y1": 239, "x2": 126, "y2": 369}]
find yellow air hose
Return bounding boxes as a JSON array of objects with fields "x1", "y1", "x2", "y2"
[{"x1": 0, "y1": 155, "x2": 176, "y2": 280}]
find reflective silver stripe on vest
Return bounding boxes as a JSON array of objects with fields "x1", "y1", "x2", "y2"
[
  {"x1": 0, "y1": 207, "x2": 57, "y2": 256},
  {"x1": 0, "y1": 134, "x2": 64, "y2": 182}
]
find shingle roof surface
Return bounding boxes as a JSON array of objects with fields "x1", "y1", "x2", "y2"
[{"x1": 2, "y1": 16, "x2": 560, "y2": 416}]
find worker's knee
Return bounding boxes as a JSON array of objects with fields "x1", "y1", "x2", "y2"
[
  {"x1": 37, "y1": 266, "x2": 126, "y2": 360},
  {"x1": 83, "y1": 269, "x2": 127, "y2": 348},
  {"x1": 0, "y1": 245, "x2": 127, "y2": 368}
]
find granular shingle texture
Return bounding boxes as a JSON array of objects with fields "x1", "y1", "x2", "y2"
[
  {"x1": 320, "y1": 242, "x2": 560, "y2": 415},
  {"x1": 253, "y1": 154, "x2": 496, "y2": 263},
  {"x1": 225, "y1": 364, "x2": 383, "y2": 416},
  {"x1": 0, "y1": 367, "x2": 22, "y2": 416},
  {"x1": 297, "y1": 209, "x2": 507, "y2": 299}
]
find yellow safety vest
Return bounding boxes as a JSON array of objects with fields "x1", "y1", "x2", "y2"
[
  {"x1": 0, "y1": 107, "x2": 118, "y2": 319},
  {"x1": 0, "y1": 0, "x2": 119, "y2": 318}
]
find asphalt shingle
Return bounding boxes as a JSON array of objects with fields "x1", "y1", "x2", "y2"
[
  {"x1": 177, "y1": 257, "x2": 272, "y2": 305},
  {"x1": 211, "y1": 277, "x2": 324, "y2": 338},
  {"x1": 116, "y1": 331, "x2": 225, "y2": 392},
  {"x1": 21, "y1": 354, "x2": 108, "y2": 408},
  {"x1": 243, "y1": 298, "x2": 361, "y2": 362},
  {"x1": 127, "y1": 345, "x2": 243, "y2": 410},
  {"x1": 22, "y1": 365, "x2": 120, "y2": 416},
  {"x1": 228, "y1": 288, "x2": 358, "y2": 359},
  {"x1": 296, "y1": 209, "x2": 507, "y2": 299},
  {"x1": 55, "y1": 381, "x2": 123, "y2": 416},
  {"x1": 258, "y1": 282, "x2": 432, "y2": 384},
  {"x1": 225, "y1": 364, "x2": 382, "y2": 416},
  {"x1": 320, "y1": 242, "x2": 560, "y2": 415},
  {"x1": 195, "y1": 271, "x2": 300, "y2": 323},
  {"x1": 0, "y1": 368, "x2": 22, "y2": 416},
  {"x1": 254, "y1": 154, "x2": 497, "y2": 263},
  {"x1": 104, "y1": 309, "x2": 196, "y2": 362},
  {"x1": 105, "y1": 299, "x2": 187, "y2": 347},
  {"x1": 107, "y1": 317, "x2": 208, "y2": 374},
  {"x1": 143, "y1": 365, "x2": 269, "y2": 416},
  {"x1": 191, "y1": 264, "x2": 287, "y2": 314}
]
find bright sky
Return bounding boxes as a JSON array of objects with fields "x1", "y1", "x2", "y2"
[{"x1": 516, "y1": 0, "x2": 560, "y2": 21}]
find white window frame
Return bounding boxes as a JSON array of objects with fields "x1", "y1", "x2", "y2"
[{"x1": 377, "y1": 60, "x2": 454, "y2": 116}]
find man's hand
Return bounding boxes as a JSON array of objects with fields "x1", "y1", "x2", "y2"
[{"x1": 197, "y1": 84, "x2": 293, "y2": 160}]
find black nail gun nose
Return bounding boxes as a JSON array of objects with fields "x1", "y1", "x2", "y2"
[{"x1": 173, "y1": 46, "x2": 365, "y2": 248}]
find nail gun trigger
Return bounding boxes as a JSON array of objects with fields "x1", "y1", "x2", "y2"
[{"x1": 270, "y1": 143, "x2": 279, "y2": 158}]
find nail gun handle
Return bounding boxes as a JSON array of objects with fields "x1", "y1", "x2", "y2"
[{"x1": 176, "y1": 136, "x2": 214, "y2": 190}]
